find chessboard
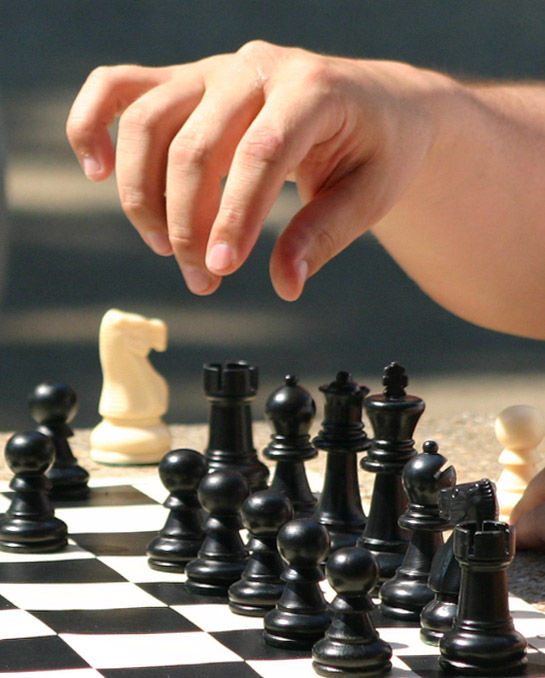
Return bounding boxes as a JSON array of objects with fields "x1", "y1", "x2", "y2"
[{"x1": 0, "y1": 477, "x2": 543, "y2": 678}]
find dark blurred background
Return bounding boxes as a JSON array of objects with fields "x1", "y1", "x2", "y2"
[{"x1": 1, "y1": 0, "x2": 545, "y2": 431}]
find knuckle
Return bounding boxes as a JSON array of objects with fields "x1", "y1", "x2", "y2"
[
  {"x1": 236, "y1": 39, "x2": 275, "y2": 61},
  {"x1": 292, "y1": 56, "x2": 338, "y2": 97},
  {"x1": 168, "y1": 131, "x2": 212, "y2": 168},
  {"x1": 313, "y1": 225, "x2": 338, "y2": 261},
  {"x1": 119, "y1": 186, "x2": 152, "y2": 221},
  {"x1": 119, "y1": 102, "x2": 157, "y2": 138},
  {"x1": 168, "y1": 230, "x2": 200, "y2": 258},
  {"x1": 240, "y1": 128, "x2": 285, "y2": 166}
]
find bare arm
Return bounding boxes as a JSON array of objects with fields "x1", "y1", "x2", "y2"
[{"x1": 66, "y1": 42, "x2": 545, "y2": 338}]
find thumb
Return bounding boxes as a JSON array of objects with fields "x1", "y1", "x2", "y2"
[{"x1": 270, "y1": 163, "x2": 392, "y2": 300}]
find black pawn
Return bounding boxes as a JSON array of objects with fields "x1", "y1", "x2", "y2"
[
  {"x1": 357, "y1": 362, "x2": 425, "y2": 582},
  {"x1": 147, "y1": 448, "x2": 208, "y2": 572},
  {"x1": 228, "y1": 489, "x2": 294, "y2": 616},
  {"x1": 380, "y1": 440, "x2": 455, "y2": 620},
  {"x1": 0, "y1": 431, "x2": 68, "y2": 552},
  {"x1": 203, "y1": 362, "x2": 269, "y2": 490},
  {"x1": 28, "y1": 381, "x2": 89, "y2": 500},
  {"x1": 312, "y1": 547, "x2": 392, "y2": 677},
  {"x1": 313, "y1": 371, "x2": 370, "y2": 552},
  {"x1": 263, "y1": 375, "x2": 317, "y2": 517},
  {"x1": 263, "y1": 518, "x2": 331, "y2": 649},
  {"x1": 186, "y1": 469, "x2": 249, "y2": 596},
  {"x1": 439, "y1": 521, "x2": 527, "y2": 675},
  {"x1": 421, "y1": 478, "x2": 498, "y2": 645}
]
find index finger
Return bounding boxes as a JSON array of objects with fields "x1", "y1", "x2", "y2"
[{"x1": 66, "y1": 64, "x2": 176, "y2": 180}]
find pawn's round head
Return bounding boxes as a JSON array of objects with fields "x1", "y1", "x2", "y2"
[
  {"x1": 158, "y1": 449, "x2": 208, "y2": 492},
  {"x1": 241, "y1": 490, "x2": 294, "y2": 536},
  {"x1": 5, "y1": 431, "x2": 55, "y2": 476},
  {"x1": 495, "y1": 405, "x2": 545, "y2": 451},
  {"x1": 28, "y1": 381, "x2": 78, "y2": 425},
  {"x1": 197, "y1": 469, "x2": 249, "y2": 514},
  {"x1": 277, "y1": 518, "x2": 330, "y2": 567},
  {"x1": 326, "y1": 546, "x2": 379, "y2": 594}
]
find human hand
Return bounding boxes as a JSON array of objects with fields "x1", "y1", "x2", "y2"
[
  {"x1": 66, "y1": 41, "x2": 440, "y2": 299},
  {"x1": 510, "y1": 467, "x2": 545, "y2": 551}
]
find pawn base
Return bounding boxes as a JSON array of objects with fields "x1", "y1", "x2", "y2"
[
  {"x1": 263, "y1": 609, "x2": 331, "y2": 650},
  {"x1": 0, "y1": 516, "x2": 67, "y2": 553},
  {"x1": 147, "y1": 535, "x2": 202, "y2": 572},
  {"x1": 185, "y1": 557, "x2": 246, "y2": 597},
  {"x1": 228, "y1": 580, "x2": 284, "y2": 617}
]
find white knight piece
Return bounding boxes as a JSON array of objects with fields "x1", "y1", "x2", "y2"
[{"x1": 90, "y1": 308, "x2": 171, "y2": 464}]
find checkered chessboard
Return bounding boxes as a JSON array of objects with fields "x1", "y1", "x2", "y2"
[{"x1": 0, "y1": 477, "x2": 543, "y2": 677}]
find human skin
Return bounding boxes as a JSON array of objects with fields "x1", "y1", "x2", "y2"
[{"x1": 66, "y1": 41, "x2": 545, "y2": 339}]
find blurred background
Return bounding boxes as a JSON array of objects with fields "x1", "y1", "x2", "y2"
[{"x1": 2, "y1": 0, "x2": 545, "y2": 431}]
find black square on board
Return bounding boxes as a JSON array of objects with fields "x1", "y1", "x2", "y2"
[
  {"x1": 138, "y1": 582, "x2": 227, "y2": 606},
  {"x1": 71, "y1": 531, "x2": 159, "y2": 556},
  {"x1": 0, "y1": 635, "x2": 90, "y2": 671},
  {"x1": 31, "y1": 607, "x2": 201, "y2": 634},
  {"x1": 99, "y1": 662, "x2": 262, "y2": 678},
  {"x1": 212, "y1": 628, "x2": 312, "y2": 661},
  {"x1": 0, "y1": 557, "x2": 126, "y2": 583}
]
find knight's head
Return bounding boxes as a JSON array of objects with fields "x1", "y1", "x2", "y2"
[{"x1": 439, "y1": 478, "x2": 498, "y2": 525}]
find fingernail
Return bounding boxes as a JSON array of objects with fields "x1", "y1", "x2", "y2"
[
  {"x1": 206, "y1": 243, "x2": 233, "y2": 272},
  {"x1": 145, "y1": 231, "x2": 173, "y2": 256},
  {"x1": 81, "y1": 154, "x2": 102, "y2": 179},
  {"x1": 183, "y1": 267, "x2": 213, "y2": 294}
]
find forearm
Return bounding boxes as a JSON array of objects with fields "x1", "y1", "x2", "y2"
[{"x1": 373, "y1": 76, "x2": 545, "y2": 338}]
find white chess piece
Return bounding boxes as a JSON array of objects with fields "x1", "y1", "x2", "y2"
[
  {"x1": 90, "y1": 309, "x2": 171, "y2": 464},
  {"x1": 495, "y1": 405, "x2": 545, "y2": 521}
]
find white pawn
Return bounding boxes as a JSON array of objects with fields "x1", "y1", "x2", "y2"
[
  {"x1": 90, "y1": 309, "x2": 171, "y2": 465},
  {"x1": 495, "y1": 405, "x2": 545, "y2": 521}
]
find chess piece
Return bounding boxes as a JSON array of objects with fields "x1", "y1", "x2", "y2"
[
  {"x1": 90, "y1": 308, "x2": 171, "y2": 464},
  {"x1": 357, "y1": 362, "x2": 425, "y2": 582},
  {"x1": 439, "y1": 520, "x2": 527, "y2": 675},
  {"x1": 313, "y1": 371, "x2": 370, "y2": 552},
  {"x1": 0, "y1": 431, "x2": 68, "y2": 552},
  {"x1": 421, "y1": 478, "x2": 498, "y2": 645},
  {"x1": 186, "y1": 469, "x2": 249, "y2": 596},
  {"x1": 263, "y1": 375, "x2": 317, "y2": 517},
  {"x1": 495, "y1": 405, "x2": 545, "y2": 521},
  {"x1": 28, "y1": 381, "x2": 89, "y2": 500},
  {"x1": 312, "y1": 546, "x2": 392, "y2": 677},
  {"x1": 203, "y1": 361, "x2": 269, "y2": 490},
  {"x1": 147, "y1": 448, "x2": 208, "y2": 572},
  {"x1": 228, "y1": 489, "x2": 294, "y2": 616},
  {"x1": 379, "y1": 440, "x2": 455, "y2": 620},
  {"x1": 263, "y1": 518, "x2": 331, "y2": 649}
]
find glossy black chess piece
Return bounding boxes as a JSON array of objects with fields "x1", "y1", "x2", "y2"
[
  {"x1": 313, "y1": 371, "x2": 370, "y2": 552},
  {"x1": 203, "y1": 361, "x2": 269, "y2": 490},
  {"x1": 0, "y1": 430, "x2": 68, "y2": 552},
  {"x1": 186, "y1": 469, "x2": 249, "y2": 596},
  {"x1": 263, "y1": 375, "x2": 317, "y2": 517},
  {"x1": 263, "y1": 518, "x2": 331, "y2": 649},
  {"x1": 421, "y1": 478, "x2": 498, "y2": 645},
  {"x1": 357, "y1": 362, "x2": 425, "y2": 582},
  {"x1": 312, "y1": 546, "x2": 392, "y2": 677},
  {"x1": 439, "y1": 520, "x2": 527, "y2": 675},
  {"x1": 28, "y1": 381, "x2": 89, "y2": 500},
  {"x1": 147, "y1": 448, "x2": 208, "y2": 572},
  {"x1": 228, "y1": 489, "x2": 294, "y2": 616},
  {"x1": 379, "y1": 440, "x2": 455, "y2": 620}
]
